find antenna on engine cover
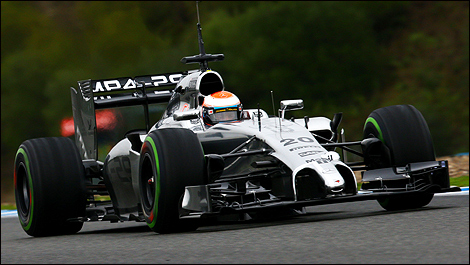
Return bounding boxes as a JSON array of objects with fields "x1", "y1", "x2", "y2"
[
  {"x1": 181, "y1": 1, "x2": 224, "y2": 71},
  {"x1": 196, "y1": 1, "x2": 205, "y2": 56}
]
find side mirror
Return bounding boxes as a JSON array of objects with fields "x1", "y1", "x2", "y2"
[
  {"x1": 280, "y1": 99, "x2": 303, "y2": 119},
  {"x1": 173, "y1": 109, "x2": 200, "y2": 121},
  {"x1": 330, "y1": 112, "x2": 343, "y2": 133},
  {"x1": 330, "y1": 112, "x2": 343, "y2": 142},
  {"x1": 280, "y1": 99, "x2": 304, "y2": 111}
]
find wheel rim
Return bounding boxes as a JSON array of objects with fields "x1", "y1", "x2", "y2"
[
  {"x1": 16, "y1": 162, "x2": 30, "y2": 217},
  {"x1": 141, "y1": 154, "x2": 155, "y2": 212}
]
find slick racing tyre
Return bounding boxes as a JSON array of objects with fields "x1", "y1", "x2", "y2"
[
  {"x1": 363, "y1": 105, "x2": 435, "y2": 211},
  {"x1": 14, "y1": 137, "x2": 87, "y2": 237},
  {"x1": 139, "y1": 128, "x2": 205, "y2": 234}
]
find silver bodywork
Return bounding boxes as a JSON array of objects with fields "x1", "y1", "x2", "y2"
[
  {"x1": 92, "y1": 70, "x2": 356, "y2": 218},
  {"x1": 70, "y1": 64, "x2": 454, "y2": 224}
]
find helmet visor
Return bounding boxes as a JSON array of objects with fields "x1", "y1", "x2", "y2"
[{"x1": 205, "y1": 105, "x2": 240, "y2": 124}]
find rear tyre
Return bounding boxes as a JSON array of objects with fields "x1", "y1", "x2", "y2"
[
  {"x1": 139, "y1": 128, "x2": 205, "y2": 233},
  {"x1": 363, "y1": 105, "x2": 435, "y2": 211},
  {"x1": 14, "y1": 137, "x2": 87, "y2": 236}
]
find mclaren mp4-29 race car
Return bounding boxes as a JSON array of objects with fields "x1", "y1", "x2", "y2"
[{"x1": 14, "y1": 7, "x2": 460, "y2": 237}]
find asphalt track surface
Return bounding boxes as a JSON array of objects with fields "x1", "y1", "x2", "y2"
[{"x1": 2, "y1": 194, "x2": 468, "y2": 264}]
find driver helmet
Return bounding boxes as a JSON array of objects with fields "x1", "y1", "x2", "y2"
[{"x1": 202, "y1": 91, "x2": 243, "y2": 126}]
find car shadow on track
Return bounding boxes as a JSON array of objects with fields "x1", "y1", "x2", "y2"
[
  {"x1": 78, "y1": 223, "x2": 151, "y2": 234},
  {"x1": 74, "y1": 205, "x2": 455, "y2": 235},
  {"x1": 192, "y1": 205, "x2": 455, "y2": 234}
]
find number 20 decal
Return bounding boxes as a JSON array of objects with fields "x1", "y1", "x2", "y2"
[{"x1": 280, "y1": 137, "x2": 315, "y2": 146}]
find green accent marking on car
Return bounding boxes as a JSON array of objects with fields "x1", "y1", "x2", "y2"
[
  {"x1": 145, "y1": 136, "x2": 160, "y2": 229},
  {"x1": 364, "y1": 117, "x2": 384, "y2": 142},
  {"x1": 16, "y1": 148, "x2": 34, "y2": 231}
]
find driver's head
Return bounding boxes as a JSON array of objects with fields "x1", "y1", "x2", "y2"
[{"x1": 202, "y1": 91, "x2": 243, "y2": 126}]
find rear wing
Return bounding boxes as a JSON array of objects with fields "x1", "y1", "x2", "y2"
[
  {"x1": 89, "y1": 72, "x2": 184, "y2": 109},
  {"x1": 70, "y1": 72, "x2": 184, "y2": 160}
]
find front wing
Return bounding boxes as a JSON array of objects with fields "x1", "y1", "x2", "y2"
[{"x1": 179, "y1": 160, "x2": 460, "y2": 219}]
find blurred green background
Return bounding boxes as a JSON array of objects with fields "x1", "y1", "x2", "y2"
[{"x1": 2, "y1": 1, "x2": 468, "y2": 203}]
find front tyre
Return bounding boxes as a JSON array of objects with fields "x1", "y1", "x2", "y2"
[
  {"x1": 14, "y1": 137, "x2": 86, "y2": 236},
  {"x1": 363, "y1": 105, "x2": 435, "y2": 211},
  {"x1": 139, "y1": 128, "x2": 205, "y2": 234}
]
